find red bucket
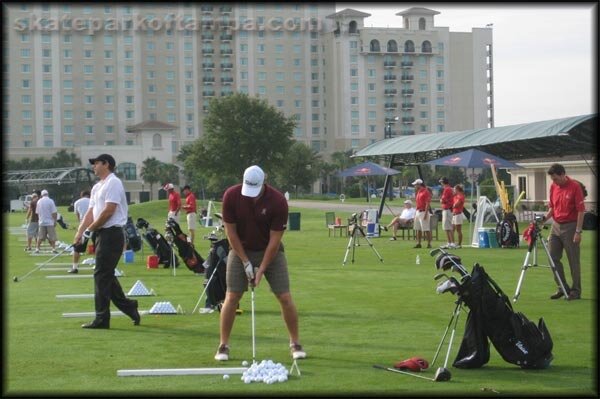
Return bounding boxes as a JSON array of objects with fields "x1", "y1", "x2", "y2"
[
  {"x1": 87, "y1": 244, "x2": 95, "y2": 255},
  {"x1": 335, "y1": 217, "x2": 342, "y2": 225},
  {"x1": 146, "y1": 255, "x2": 159, "y2": 269}
]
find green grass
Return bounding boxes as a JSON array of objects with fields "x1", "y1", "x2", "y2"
[{"x1": 4, "y1": 201, "x2": 597, "y2": 396}]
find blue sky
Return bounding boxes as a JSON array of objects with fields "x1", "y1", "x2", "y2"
[{"x1": 336, "y1": 3, "x2": 596, "y2": 126}]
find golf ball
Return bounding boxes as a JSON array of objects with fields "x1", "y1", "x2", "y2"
[
  {"x1": 223, "y1": 374, "x2": 229, "y2": 380},
  {"x1": 242, "y1": 360, "x2": 248, "y2": 367}
]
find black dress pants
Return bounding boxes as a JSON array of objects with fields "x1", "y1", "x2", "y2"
[{"x1": 93, "y1": 226, "x2": 136, "y2": 323}]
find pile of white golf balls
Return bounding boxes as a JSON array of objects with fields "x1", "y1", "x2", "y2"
[{"x1": 241, "y1": 359, "x2": 288, "y2": 384}]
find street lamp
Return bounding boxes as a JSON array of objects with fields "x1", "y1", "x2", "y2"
[{"x1": 384, "y1": 116, "x2": 399, "y2": 139}]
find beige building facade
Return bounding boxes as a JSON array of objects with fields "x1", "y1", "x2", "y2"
[{"x1": 4, "y1": 4, "x2": 493, "y2": 197}]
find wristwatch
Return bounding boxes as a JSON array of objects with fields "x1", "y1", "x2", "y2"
[{"x1": 575, "y1": 229, "x2": 582, "y2": 234}]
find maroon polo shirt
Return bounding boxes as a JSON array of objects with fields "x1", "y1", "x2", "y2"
[{"x1": 222, "y1": 184, "x2": 288, "y2": 251}]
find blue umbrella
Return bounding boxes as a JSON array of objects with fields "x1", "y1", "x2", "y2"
[
  {"x1": 337, "y1": 161, "x2": 400, "y2": 177},
  {"x1": 338, "y1": 162, "x2": 400, "y2": 202},
  {"x1": 424, "y1": 148, "x2": 521, "y2": 169}
]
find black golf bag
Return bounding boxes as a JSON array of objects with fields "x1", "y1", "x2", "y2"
[
  {"x1": 125, "y1": 216, "x2": 142, "y2": 252},
  {"x1": 165, "y1": 218, "x2": 205, "y2": 274},
  {"x1": 451, "y1": 263, "x2": 553, "y2": 369},
  {"x1": 496, "y1": 212, "x2": 519, "y2": 248},
  {"x1": 203, "y1": 238, "x2": 229, "y2": 309},
  {"x1": 136, "y1": 218, "x2": 178, "y2": 268}
]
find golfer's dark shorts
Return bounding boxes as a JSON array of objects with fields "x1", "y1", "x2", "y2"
[{"x1": 226, "y1": 247, "x2": 289, "y2": 295}]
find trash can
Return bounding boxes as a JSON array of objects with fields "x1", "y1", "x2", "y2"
[
  {"x1": 488, "y1": 228, "x2": 499, "y2": 248},
  {"x1": 288, "y1": 212, "x2": 301, "y2": 231}
]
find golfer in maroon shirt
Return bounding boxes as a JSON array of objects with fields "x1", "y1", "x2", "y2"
[{"x1": 214, "y1": 165, "x2": 306, "y2": 362}]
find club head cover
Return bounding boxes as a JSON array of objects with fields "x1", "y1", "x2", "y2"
[
  {"x1": 394, "y1": 357, "x2": 429, "y2": 372},
  {"x1": 435, "y1": 254, "x2": 461, "y2": 271}
]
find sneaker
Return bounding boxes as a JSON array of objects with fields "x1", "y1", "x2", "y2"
[
  {"x1": 440, "y1": 244, "x2": 449, "y2": 249},
  {"x1": 567, "y1": 291, "x2": 581, "y2": 300},
  {"x1": 413, "y1": 244, "x2": 422, "y2": 249},
  {"x1": 426, "y1": 244, "x2": 432, "y2": 249},
  {"x1": 68, "y1": 268, "x2": 79, "y2": 274},
  {"x1": 34, "y1": 248, "x2": 40, "y2": 254},
  {"x1": 389, "y1": 237, "x2": 397, "y2": 241},
  {"x1": 24, "y1": 247, "x2": 32, "y2": 252},
  {"x1": 214, "y1": 344, "x2": 229, "y2": 361},
  {"x1": 199, "y1": 307, "x2": 214, "y2": 314},
  {"x1": 382, "y1": 225, "x2": 389, "y2": 232},
  {"x1": 290, "y1": 343, "x2": 306, "y2": 360},
  {"x1": 550, "y1": 291, "x2": 565, "y2": 300},
  {"x1": 448, "y1": 243, "x2": 457, "y2": 249},
  {"x1": 454, "y1": 245, "x2": 462, "y2": 249},
  {"x1": 51, "y1": 249, "x2": 59, "y2": 254}
]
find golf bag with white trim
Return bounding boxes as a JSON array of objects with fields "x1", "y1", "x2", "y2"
[
  {"x1": 165, "y1": 218, "x2": 205, "y2": 274},
  {"x1": 125, "y1": 216, "x2": 142, "y2": 252},
  {"x1": 496, "y1": 212, "x2": 519, "y2": 248},
  {"x1": 453, "y1": 263, "x2": 554, "y2": 369},
  {"x1": 136, "y1": 218, "x2": 178, "y2": 268},
  {"x1": 203, "y1": 238, "x2": 228, "y2": 309}
]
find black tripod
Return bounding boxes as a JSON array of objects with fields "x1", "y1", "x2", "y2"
[
  {"x1": 513, "y1": 217, "x2": 569, "y2": 303},
  {"x1": 342, "y1": 214, "x2": 383, "y2": 266}
]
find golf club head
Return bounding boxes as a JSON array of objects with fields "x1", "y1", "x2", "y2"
[
  {"x1": 436, "y1": 279, "x2": 459, "y2": 295},
  {"x1": 434, "y1": 273, "x2": 450, "y2": 281},
  {"x1": 429, "y1": 248, "x2": 445, "y2": 257},
  {"x1": 433, "y1": 367, "x2": 451, "y2": 382}
]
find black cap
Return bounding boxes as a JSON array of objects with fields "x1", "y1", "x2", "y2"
[
  {"x1": 89, "y1": 154, "x2": 116, "y2": 168},
  {"x1": 439, "y1": 177, "x2": 449, "y2": 184}
]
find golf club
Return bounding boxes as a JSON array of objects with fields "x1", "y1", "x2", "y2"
[
  {"x1": 250, "y1": 284, "x2": 256, "y2": 364},
  {"x1": 13, "y1": 244, "x2": 74, "y2": 283},
  {"x1": 192, "y1": 262, "x2": 219, "y2": 314},
  {"x1": 373, "y1": 365, "x2": 451, "y2": 382}
]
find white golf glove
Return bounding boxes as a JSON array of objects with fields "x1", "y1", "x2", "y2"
[{"x1": 243, "y1": 260, "x2": 255, "y2": 280}]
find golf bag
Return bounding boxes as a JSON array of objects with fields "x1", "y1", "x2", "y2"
[
  {"x1": 165, "y1": 218, "x2": 205, "y2": 274},
  {"x1": 203, "y1": 238, "x2": 229, "y2": 308},
  {"x1": 125, "y1": 216, "x2": 142, "y2": 252},
  {"x1": 452, "y1": 263, "x2": 553, "y2": 369},
  {"x1": 496, "y1": 212, "x2": 519, "y2": 248},
  {"x1": 136, "y1": 218, "x2": 178, "y2": 268}
]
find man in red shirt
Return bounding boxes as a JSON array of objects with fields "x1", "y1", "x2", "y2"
[
  {"x1": 214, "y1": 165, "x2": 306, "y2": 362},
  {"x1": 164, "y1": 183, "x2": 181, "y2": 223},
  {"x1": 439, "y1": 177, "x2": 456, "y2": 249},
  {"x1": 542, "y1": 163, "x2": 585, "y2": 300},
  {"x1": 181, "y1": 185, "x2": 197, "y2": 247},
  {"x1": 412, "y1": 178, "x2": 432, "y2": 248}
]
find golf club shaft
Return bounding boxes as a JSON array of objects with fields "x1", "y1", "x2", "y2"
[
  {"x1": 16, "y1": 245, "x2": 73, "y2": 282},
  {"x1": 251, "y1": 286, "x2": 256, "y2": 364},
  {"x1": 192, "y1": 265, "x2": 218, "y2": 314},
  {"x1": 372, "y1": 365, "x2": 434, "y2": 381}
]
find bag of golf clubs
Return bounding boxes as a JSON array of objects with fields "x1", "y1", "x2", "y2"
[
  {"x1": 136, "y1": 218, "x2": 178, "y2": 268},
  {"x1": 165, "y1": 218, "x2": 205, "y2": 274},
  {"x1": 433, "y1": 251, "x2": 554, "y2": 370},
  {"x1": 496, "y1": 212, "x2": 520, "y2": 248},
  {"x1": 203, "y1": 237, "x2": 229, "y2": 309},
  {"x1": 124, "y1": 216, "x2": 142, "y2": 252}
]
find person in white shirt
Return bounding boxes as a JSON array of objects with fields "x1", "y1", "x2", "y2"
[
  {"x1": 68, "y1": 190, "x2": 91, "y2": 273},
  {"x1": 74, "y1": 154, "x2": 140, "y2": 329},
  {"x1": 35, "y1": 189, "x2": 58, "y2": 253},
  {"x1": 385, "y1": 200, "x2": 417, "y2": 241}
]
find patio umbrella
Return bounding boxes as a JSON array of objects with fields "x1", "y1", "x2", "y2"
[
  {"x1": 337, "y1": 161, "x2": 400, "y2": 202},
  {"x1": 425, "y1": 148, "x2": 521, "y2": 243}
]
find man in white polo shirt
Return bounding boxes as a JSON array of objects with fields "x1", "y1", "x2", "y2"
[{"x1": 35, "y1": 189, "x2": 58, "y2": 253}]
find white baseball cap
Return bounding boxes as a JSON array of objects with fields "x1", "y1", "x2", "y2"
[
  {"x1": 41, "y1": 189, "x2": 49, "y2": 196},
  {"x1": 163, "y1": 183, "x2": 174, "y2": 190},
  {"x1": 411, "y1": 179, "x2": 423, "y2": 186},
  {"x1": 241, "y1": 165, "x2": 265, "y2": 198},
  {"x1": 404, "y1": 199, "x2": 413, "y2": 205}
]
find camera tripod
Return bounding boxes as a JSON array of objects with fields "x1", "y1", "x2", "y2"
[
  {"x1": 342, "y1": 217, "x2": 383, "y2": 266},
  {"x1": 513, "y1": 222, "x2": 569, "y2": 303}
]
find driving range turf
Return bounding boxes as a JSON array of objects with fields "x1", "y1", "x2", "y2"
[{"x1": 4, "y1": 200, "x2": 597, "y2": 396}]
